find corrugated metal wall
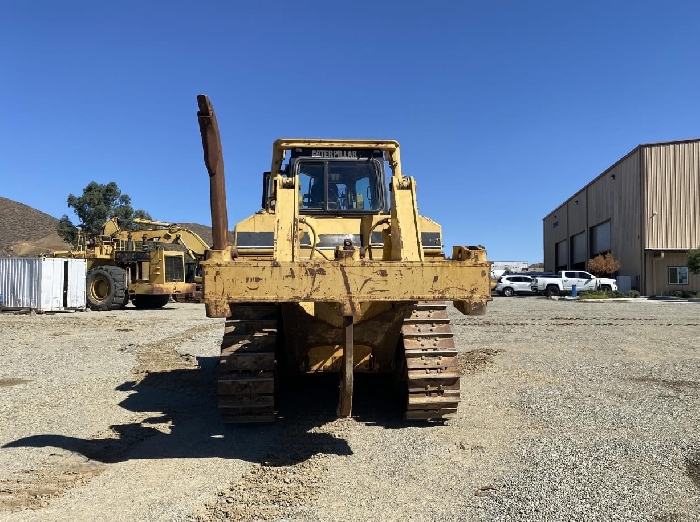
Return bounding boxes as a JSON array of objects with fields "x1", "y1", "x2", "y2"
[
  {"x1": 0, "y1": 257, "x2": 45, "y2": 309},
  {"x1": 543, "y1": 150, "x2": 642, "y2": 279},
  {"x1": 567, "y1": 189, "x2": 587, "y2": 268},
  {"x1": 567, "y1": 189, "x2": 587, "y2": 236},
  {"x1": 645, "y1": 251, "x2": 700, "y2": 295},
  {"x1": 0, "y1": 257, "x2": 86, "y2": 311},
  {"x1": 66, "y1": 259, "x2": 87, "y2": 308},
  {"x1": 644, "y1": 141, "x2": 700, "y2": 249},
  {"x1": 591, "y1": 149, "x2": 642, "y2": 281},
  {"x1": 543, "y1": 203, "x2": 567, "y2": 271},
  {"x1": 543, "y1": 140, "x2": 700, "y2": 292}
]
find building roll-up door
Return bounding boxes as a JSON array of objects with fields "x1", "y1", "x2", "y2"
[
  {"x1": 570, "y1": 232, "x2": 586, "y2": 270},
  {"x1": 555, "y1": 240, "x2": 568, "y2": 272},
  {"x1": 590, "y1": 220, "x2": 611, "y2": 256}
]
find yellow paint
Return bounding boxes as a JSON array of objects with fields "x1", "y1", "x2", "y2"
[{"x1": 307, "y1": 344, "x2": 373, "y2": 372}]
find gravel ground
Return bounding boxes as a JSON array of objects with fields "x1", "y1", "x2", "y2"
[{"x1": 0, "y1": 297, "x2": 698, "y2": 521}]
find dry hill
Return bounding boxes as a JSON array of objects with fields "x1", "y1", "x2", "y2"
[
  {"x1": 0, "y1": 197, "x2": 70, "y2": 257},
  {"x1": 0, "y1": 197, "x2": 229, "y2": 257}
]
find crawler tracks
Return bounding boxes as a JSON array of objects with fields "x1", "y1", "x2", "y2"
[
  {"x1": 218, "y1": 301, "x2": 462, "y2": 423},
  {"x1": 218, "y1": 304, "x2": 279, "y2": 423},
  {"x1": 400, "y1": 301, "x2": 461, "y2": 420}
]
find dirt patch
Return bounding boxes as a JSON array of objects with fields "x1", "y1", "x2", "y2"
[
  {"x1": 130, "y1": 323, "x2": 219, "y2": 395},
  {"x1": 459, "y1": 348, "x2": 504, "y2": 374},
  {"x1": 687, "y1": 453, "x2": 700, "y2": 490},
  {"x1": 197, "y1": 453, "x2": 326, "y2": 521},
  {"x1": 629, "y1": 377, "x2": 700, "y2": 393},
  {"x1": 195, "y1": 419, "x2": 351, "y2": 522},
  {"x1": 0, "y1": 379, "x2": 31, "y2": 388},
  {"x1": 0, "y1": 452, "x2": 106, "y2": 511},
  {"x1": 0, "y1": 322, "x2": 220, "y2": 512}
]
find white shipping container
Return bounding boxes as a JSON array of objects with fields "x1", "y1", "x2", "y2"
[
  {"x1": 491, "y1": 261, "x2": 530, "y2": 273},
  {"x1": 0, "y1": 257, "x2": 86, "y2": 312}
]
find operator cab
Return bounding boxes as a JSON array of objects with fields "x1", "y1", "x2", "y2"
[{"x1": 263, "y1": 148, "x2": 388, "y2": 214}]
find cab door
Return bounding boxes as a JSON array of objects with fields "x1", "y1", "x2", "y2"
[
  {"x1": 577, "y1": 271, "x2": 597, "y2": 291},
  {"x1": 561, "y1": 271, "x2": 576, "y2": 290}
]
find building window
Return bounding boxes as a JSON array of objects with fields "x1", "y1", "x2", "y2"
[{"x1": 668, "y1": 266, "x2": 689, "y2": 285}]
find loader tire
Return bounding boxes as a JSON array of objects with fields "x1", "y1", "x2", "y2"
[
  {"x1": 131, "y1": 295, "x2": 171, "y2": 309},
  {"x1": 86, "y1": 266, "x2": 128, "y2": 311}
]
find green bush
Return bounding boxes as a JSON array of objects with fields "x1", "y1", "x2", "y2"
[
  {"x1": 627, "y1": 290, "x2": 641, "y2": 298},
  {"x1": 688, "y1": 248, "x2": 700, "y2": 275},
  {"x1": 580, "y1": 291, "x2": 610, "y2": 299},
  {"x1": 669, "y1": 290, "x2": 696, "y2": 298},
  {"x1": 610, "y1": 290, "x2": 625, "y2": 298}
]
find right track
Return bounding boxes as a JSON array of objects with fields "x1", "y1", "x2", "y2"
[{"x1": 400, "y1": 301, "x2": 461, "y2": 420}]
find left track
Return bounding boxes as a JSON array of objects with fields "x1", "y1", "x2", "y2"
[{"x1": 218, "y1": 304, "x2": 279, "y2": 423}]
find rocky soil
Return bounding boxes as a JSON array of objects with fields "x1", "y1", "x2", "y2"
[{"x1": 0, "y1": 297, "x2": 698, "y2": 521}]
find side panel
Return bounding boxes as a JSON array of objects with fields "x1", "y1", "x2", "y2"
[
  {"x1": 39, "y1": 258, "x2": 65, "y2": 311},
  {"x1": 0, "y1": 258, "x2": 40, "y2": 309},
  {"x1": 543, "y1": 204, "x2": 567, "y2": 272},
  {"x1": 67, "y1": 259, "x2": 87, "y2": 309},
  {"x1": 545, "y1": 150, "x2": 642, "y2": 284},
  {"x1": 0, "y1": 258, "x2": 77, "y2": 311},
  {"x1": 645, "y1": 251, "x2": 700, "y2": 296},
  {"x1": 587, "y1": 150, "x2": 642, "y2": 282},
  {"x1": 567, "y1": 189, "x2": 587, "y2": 238},
  {"x1": 645, "y1": 141, "x2": 700, "y2": 250}
]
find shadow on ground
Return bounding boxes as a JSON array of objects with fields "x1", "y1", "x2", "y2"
[{"x1": 3, "y1": 356, "x2": 420, "y2": 465}]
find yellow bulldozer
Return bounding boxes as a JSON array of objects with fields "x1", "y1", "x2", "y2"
[
  {"x1": 196, "y1": 94, "x2": 492, "y2": 423},
  {"x1": 52, "y1": 218, "x2": 196, "y2": 311}
]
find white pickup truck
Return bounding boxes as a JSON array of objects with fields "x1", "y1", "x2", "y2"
[{"x1": 531, "y1": 270, "x2": 618, "y2": 297}]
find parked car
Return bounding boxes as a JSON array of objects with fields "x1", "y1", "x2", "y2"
[
  {"x1": 494, "y1": 274, "x2": 536, "y2": 297},
  {"x1": 530, "y1": 270, "x2": 617, "y2": 296}
]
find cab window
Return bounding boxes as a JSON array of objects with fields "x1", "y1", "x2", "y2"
[{"x1": 298, "y1": 159, "x2": 382, "y2": 212}]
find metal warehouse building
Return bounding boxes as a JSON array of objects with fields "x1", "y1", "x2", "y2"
[{"x1": 543, "y1": 138, "x2": 700, "y2": 296}]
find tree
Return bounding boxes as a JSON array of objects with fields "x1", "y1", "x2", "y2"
[
  {"x1": 56, "y1": 215, "x2": 79, "y2": 247},
  {"x1": 588, "y1": 253, "x2": 621, "y2": 277},
  {"x1": 57, "y1": 182, "x2": 151, "y2": 246},
  {"x1": 688, "y1": 248, "x2": 700, "y2": 275}
]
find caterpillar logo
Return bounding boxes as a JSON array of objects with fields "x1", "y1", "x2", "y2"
[{"x1": 311, "y1": 150, "x2": 358, "y2": 159}]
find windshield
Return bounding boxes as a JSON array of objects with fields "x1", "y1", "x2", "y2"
[{"x1": 298, "y1": 159, "x2": 382, "y2": 212}]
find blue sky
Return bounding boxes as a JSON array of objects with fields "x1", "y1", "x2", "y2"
[{"x1": 1, "y1": 1, "x2": 698, "y2": 263}]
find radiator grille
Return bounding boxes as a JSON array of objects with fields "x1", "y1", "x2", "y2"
[{"x1": 165, "y1": 255, "x2": 185, "y2": 283}]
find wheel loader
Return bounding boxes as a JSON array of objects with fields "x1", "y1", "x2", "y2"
[
  {"x1": 127, "y1": 218, "x2": 210, "y2": 301},
  {"x1": 196, "y1": 94, "x2": 492, "y2": 423},
  {"x1": 52, "y1": 218, "x2": 196, "y2": 311}
]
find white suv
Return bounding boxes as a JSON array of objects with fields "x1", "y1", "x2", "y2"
[{"x1": 495, "y1": 275, "x2": 536, "y2": 297}]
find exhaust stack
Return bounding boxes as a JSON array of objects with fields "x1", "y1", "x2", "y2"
[{"x1": 196, "y1": 94, "x2": 229, "y2": 251}]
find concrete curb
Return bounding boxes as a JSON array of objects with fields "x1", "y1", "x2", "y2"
[{"x1": 549, "y1": 296, "x2": 700, "y2": 303}]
